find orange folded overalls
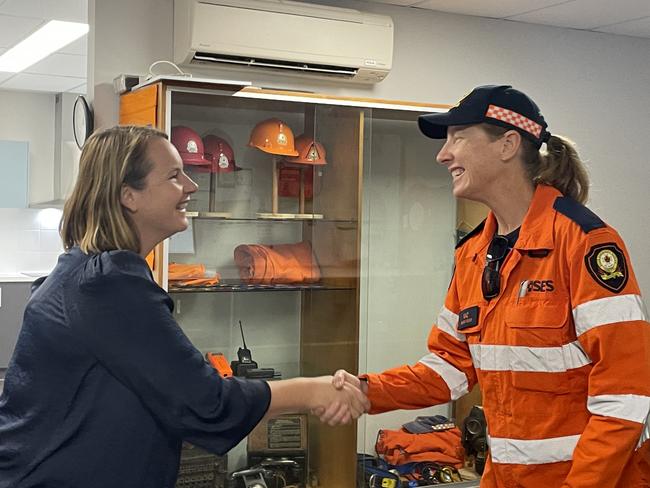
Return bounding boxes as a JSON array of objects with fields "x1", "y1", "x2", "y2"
[{"x1": 233, "y1": 241, "x2": 320, "y2": 284}]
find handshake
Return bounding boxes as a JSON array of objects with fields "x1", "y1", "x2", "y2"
[{"x1": 310, "y1": 369, "x2": 370, "y2": 426}]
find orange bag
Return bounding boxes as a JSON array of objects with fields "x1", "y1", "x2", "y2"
[{"x1": 375, "y1": 427, "x2": 464, "y2": 468}]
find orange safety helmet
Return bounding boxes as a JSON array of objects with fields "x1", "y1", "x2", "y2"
[
  {"x1": 284, "y1": 134, "x2": 327, "y2": 165},
  {"x1": 201, "y1": 134, "x2": 240, "y2": 173},
  {"x1": 171, "y1": 126, "x2": 211, "y2": 166},
  {"x1": 248, "y1": 118, "x2": 299, "y2": 157}
]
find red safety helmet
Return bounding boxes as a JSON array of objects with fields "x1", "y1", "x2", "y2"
[
  {"x1": 284, "y1": 134, "x2": 327, "y2": 165},
  {"x1": 171, "y1": 126, "x2": 210, "y2": 166},
  {"x1": 248, "y1": 118, "x2": 299, "y2": 157},
  {"x1": 202, "y1": 134, "x2": 240, "y2": 173}
]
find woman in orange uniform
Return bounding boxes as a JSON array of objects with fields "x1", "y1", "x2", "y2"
[{"x1": 335, "y1": 85, "x2": 650, "y2": 487}]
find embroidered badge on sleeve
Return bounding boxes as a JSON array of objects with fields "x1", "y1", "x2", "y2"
[{"x1": 585, "y1": 242, "x2": 628, "y2": 293}]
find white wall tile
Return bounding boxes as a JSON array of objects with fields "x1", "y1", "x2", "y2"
[
  {"x1": 36, "y1": 251, "x2": 60, "y2": 273},
  {"x1": 39, "y1": 229, "x2": 62, "y2": 250},
  {"x1": 20, "y1": 230, "x2": 40, "y2": 252},
  {"x1": 0, "y1": 208, "x2": 63, "y2": 273}
]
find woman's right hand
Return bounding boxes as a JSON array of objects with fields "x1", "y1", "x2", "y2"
[
  {"x1": 332, "y1": 369, "x2": 368, "y2": 394},
  {"x1": 310, "y1": 375, "x2": 369, "y2": 426}
]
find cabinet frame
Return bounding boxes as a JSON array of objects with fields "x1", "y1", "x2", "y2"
[{"x1": 120, "y1": 79, "x2": 455, "y2": 487}]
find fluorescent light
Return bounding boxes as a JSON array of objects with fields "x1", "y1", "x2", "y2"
[{"x1": 0, "y1": 20, "x2": 89, "y2": 73}]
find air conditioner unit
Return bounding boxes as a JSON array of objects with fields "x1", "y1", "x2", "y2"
[{"x1": 173, "y1": 0, "x2": 394, "y2": 83}]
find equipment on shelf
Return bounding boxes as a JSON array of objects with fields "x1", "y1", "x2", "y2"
[
  {"x1": 461, "y1": 406, "x2": 487, "y2": 475},
  {"x1": 229, "y1": 465, "x2": 269, "y2": 488},
  {"x1": 230, "y1": 320, "x2": 257, "y2": 376},
  {"x1": 175, "y1": 442, "x2": 227, "y2": 488},
  {"x1": 279, "y1": 134, "x2": 327, "y2": 212},
  {"x1": 202, "y1": 134, "x2": 240, "y2": 173},
  {"x1": 230, "y1": 321, "x2": 279, "y2": 380},
  {"x1": 171, "y1": 126, "x2": 211, "y2": 166},
  {"x1": 233, "y1": 241, "x2": 321, "y2": 285},
  {"x1": 248, "y1": 118, "x2": 298, "y2": 157},
  {"x1": 200, "y1": 132, "x2": 241, "y2": 212},
  {"x1": 248, "y1": 414, "x2": 309, "y2": 487},
  {"x1": 205, "y1": 352, "x2": 233, "y2": 378},
  {"x1": 249, "y1": 118, "x2": 305, "y2": 216},
  {"x1": 277, "y1": 164, "x2": 315, "y2": 200},
  {"x1": 284, "y1": 134, "x2": 327, "y2": 166}
]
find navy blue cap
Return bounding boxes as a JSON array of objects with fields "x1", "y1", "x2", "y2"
[{"x1": 418, "y1": 85, "x2": 550, "y2": 148}]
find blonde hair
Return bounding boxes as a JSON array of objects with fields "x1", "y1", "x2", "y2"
[
  {"x1": 481, "y1": 124, "x2": 590, "y2": 204},
  {"x1": 61, "y1": 125, "x2": 168, "y2": 253}
]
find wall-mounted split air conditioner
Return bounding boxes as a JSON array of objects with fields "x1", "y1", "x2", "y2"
[{"x1": 173, "y1": 0, "x2": 394, "y2": 84}]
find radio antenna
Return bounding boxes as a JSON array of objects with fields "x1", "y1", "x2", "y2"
[{"x1": 238, "y1": 320, "x2": 247, "y2": 349}]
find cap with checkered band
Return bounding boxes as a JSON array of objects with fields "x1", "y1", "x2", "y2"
[{"x1": 418, "y1": 85, "x2": 551, "y2": 148}]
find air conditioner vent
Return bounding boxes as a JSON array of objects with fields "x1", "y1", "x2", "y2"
[
  {"x1": 193, "y1": 52, "x2": 358, "y2": 78},
  {"x1": 174, "y1": 0, "x2": 393, "y2": 84}
]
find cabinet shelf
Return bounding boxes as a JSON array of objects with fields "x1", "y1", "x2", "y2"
[
  {"x1": 185, "y1": 211, "x2": 357, "y2": 224},
  {"x1": 169, "y1": 281, "x2": 354, "y2": 293}
]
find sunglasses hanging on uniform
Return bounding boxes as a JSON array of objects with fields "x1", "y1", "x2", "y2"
[{"x1": 481, "y1": 228, "x2": 520, "y2": 301}]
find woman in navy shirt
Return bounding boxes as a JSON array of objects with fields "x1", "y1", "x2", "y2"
[{"x1": 0, "y1": 126, "x2": 368, "y2": 488}]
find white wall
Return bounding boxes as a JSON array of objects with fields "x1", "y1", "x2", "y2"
[
  {"x1": 89, "y1": 0, "x2": 650, "y2": 296},
  {"x1": 0, "y1": 91, "x2": 64, "y2": 275},
  {"x1": 88, "y1": 0, "x2": 174, "y2": 129},
  {"x1": 0, "y1": 91, "x2": 56, "y2": 204}
]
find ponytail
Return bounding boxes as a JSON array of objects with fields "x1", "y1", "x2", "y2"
[
  {"x1": 534, "y1": 135, "x2": 589, "y2": 204},
  {"x1": 480, "y1": 124, "x2": 590, "y2": 204}
]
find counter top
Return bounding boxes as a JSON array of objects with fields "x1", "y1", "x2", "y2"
[{"x1": 0, "y1": 273, "x2": 47, "y2": 283}]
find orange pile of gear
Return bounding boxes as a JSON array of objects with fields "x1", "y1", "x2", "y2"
[
  {"x1": 233, "y1": 241, "x2": 320, "y2": 284},
  {"x1": 375, "y1": 427, "x2": 465, "y2": 469},
  {"x1": 168, "y1": 263, "x2": 221, "y2": 286}
]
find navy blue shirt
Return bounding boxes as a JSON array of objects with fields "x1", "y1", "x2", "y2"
[{"x1": 0, "y1": 248, "x2": 271, "y2": 488}]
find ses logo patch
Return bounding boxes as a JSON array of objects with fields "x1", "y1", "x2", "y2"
[{"x1": 527, "y1": 280, "x2": 554, "y2": 292}]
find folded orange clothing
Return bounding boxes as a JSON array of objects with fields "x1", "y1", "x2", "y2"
[
  {"x1": 233, "y1": 241, "x2": 320, "y2": 284},
  {"x1": 168, "y1": 263, "x2": 220, "y2": 286},
  {"x1": 375, "y1": 427, "x2": 464, "y2": 468}
]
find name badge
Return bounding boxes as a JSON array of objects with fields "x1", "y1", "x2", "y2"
[{"x1": 458, "y1": 306, "x2": 479, "y2": 330}]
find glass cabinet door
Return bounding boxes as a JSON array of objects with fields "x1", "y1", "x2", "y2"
[
  {"x1": 358, "y1": 107, "x2": 456, "y2": 457},
  {"x1": 167, "y1": 90, "x2": 364, "y2": 487}
]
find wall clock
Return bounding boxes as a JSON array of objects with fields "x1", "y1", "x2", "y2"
[{"x1": 73, "y1": 95, "x2": 93, "y2": 149}]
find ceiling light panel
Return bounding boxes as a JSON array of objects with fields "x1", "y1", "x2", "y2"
[{"x1": 0, "y1": 20, "x2": 88, "y2": 73}]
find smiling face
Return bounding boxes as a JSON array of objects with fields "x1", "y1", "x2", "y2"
[
  {"x1": 120, "y1": 137, "x2": 198, "y2": 254},
  {"x1": 436, "y1": 125, "x2": 506, "y2": 202}
]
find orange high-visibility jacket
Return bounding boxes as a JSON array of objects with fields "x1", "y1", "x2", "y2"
[{"x1": 363, "y1": 185, "x2": 650, "y2": 487}]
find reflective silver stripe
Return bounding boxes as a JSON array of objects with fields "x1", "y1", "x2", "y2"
[
  {"x1": 469, "y1": 341, "x2": 591, "y2": 372},
  {"x1": 436, "y1": 307, "x2": 464, "y2": 342},
  {"x1": 588, "y1": 394, "x2": 650, "y2": 423},
  {"x1": 418, "y1": 353, "x2": 468, "y2": 400},
  {"x1": 489, "y1": 434, "x2": 580, "y2": 464},
  {"x1": 573, "y1": 294, "x2": 648, "y2": 337},
  {"x1": 587, "y1": 394, "x2": 650, "y2": 450}
]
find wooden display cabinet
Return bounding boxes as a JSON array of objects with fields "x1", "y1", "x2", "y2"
[{"x1": 120, "y1": 77, "x2": 454, "y2": 487}]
